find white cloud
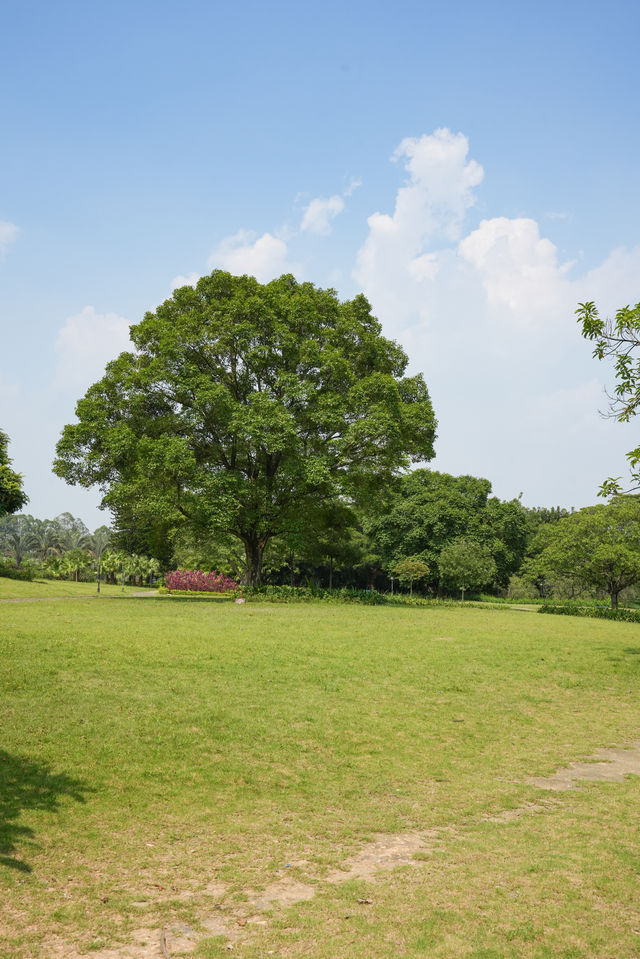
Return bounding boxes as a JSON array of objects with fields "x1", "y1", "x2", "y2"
[
  {"x1": 207, "y1": 230, "x2": 294, "y2": 283},
  {"x1": 171, "y1": 272, "x2": 201, "y2": 291},
  {"x1": 0, "y1": 220, "x2": 19, "y2": 256},
  {"x1": 300, "y1": 195, "x2": 345, "y2": 236},
  {"x1": 458, "y1": 217, "x2": 574, "y2": 326},
  {"x1": 582, "y1": 245, "x2": 640, "y2": 315},
  {"x1": 354, "y1": 128, "x2": 484, "y2": 335},
  {"x1": 344, "y1": 177, "x2": 362, "y2": 197},
  {"x1": 352, "y1": 128, "x2": 640, "y2": 507},
  {"x1": 54, "y1": 306, "x2": 132, "y2": 392}
]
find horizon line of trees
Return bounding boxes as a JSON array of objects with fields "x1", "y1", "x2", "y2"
[
  {"x1": 4, "y1": 280, "x2": 640, "y2": 609},
  {"x1": 0, "y1": 512, "x2": 160, "y2": 586}
]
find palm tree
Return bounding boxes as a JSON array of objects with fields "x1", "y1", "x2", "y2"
[
  {"x1": 0, "y1": 514, "x2": 32, "y2": 567},
  {"x1": 56, "y1": 513, "x2": 91, "y2": 552},
  {"x1": 89, "y1": 526, "x2": 112, "y2": 593},
  {"x1": 28, "y1": 518, "x2": 62, "y2": 562}
]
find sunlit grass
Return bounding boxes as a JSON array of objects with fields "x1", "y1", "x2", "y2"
[
  {"x1": 0, "y1": 578, "x2": 151, "y2": 599},
  {"x1": 1, "y1": 601, "x2": 640, "y2": 956}
]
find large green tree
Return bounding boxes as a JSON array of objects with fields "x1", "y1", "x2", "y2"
[
  {"x1": 577, "y1": 300, "x2": 640, "y2": 494},
  {"x1": 54, "y1": 272, "x2": 436, "y2": 584},
  {"x1": 0, "y1": 430, "x2": 27, "y2": 518},
  {"x1": 535, "y1": 495, "x2": 640, "y2": 609}
]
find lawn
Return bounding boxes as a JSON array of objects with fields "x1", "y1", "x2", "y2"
[
  {"x1": 0, "y1": 578, "x2": 152, "y2": 600},
  {"x1": 1, "y1": 600, "x2": 640, "y2": 957}
]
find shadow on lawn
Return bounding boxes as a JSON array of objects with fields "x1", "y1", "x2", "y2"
[{"x1": 0, "y1": 751, "x2": 89, "y2": 873}]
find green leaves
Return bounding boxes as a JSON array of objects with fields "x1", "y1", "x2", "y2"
[
  {"x1": 535, "y1": 496, "x2": 640, "y2": 608},
  {"x1": 0, "y1": 430, "x2": 28, "y2": 518},
  {"x1": 576, "y1": 300, "x2": 640, "y2": 494},
  {"x1": 54, "y1": 271, "x2": 437, "y2": 583}
]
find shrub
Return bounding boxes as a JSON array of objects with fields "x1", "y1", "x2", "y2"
[
  {"x1": 0, "y1": 562, "x2": 35, "y2": 581},
  {"x1": 156, "y1": 589, "x2": 236, "y2": 601},
  {"x1": 164, "y1": 569, "x2": 239, "y2": 593},
  {"x1": 539, "y1": 603, "x2": 640, "y2": 624}
]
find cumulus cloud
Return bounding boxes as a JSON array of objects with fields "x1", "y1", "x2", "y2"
[
  {"x1": 171, "y1": 271, "x2": 201, "y2": 291},
  {"x1": 54, "y1": 306, "x2": 132, "y2": 392},
  {"x1": 458, "y1": 217, "x2": 574, "y2": 326},
  {"x1": 300, "y1": 178, "x2": 361, "y2": 236},
  {"x1": 0, "y1": 220, "x2": 19, "y2": 256},
  {"x1": 300, "y1": 195, "x2": 345, "y2": 235},
  {"x1": 353, "y1": 127, "x2": 640, "y2": 506},
  {"x1": 207, "y1": 230, "x2": 294, "y2": 283},
  {"x1": 354, "y1": 128, "x2": 484, "y2": 335}
]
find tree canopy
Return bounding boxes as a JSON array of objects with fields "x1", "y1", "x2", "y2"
[
  {"x1": 534, "y1": 495, "x2": 640, "y2": 608},
  {"x1": 577, "y1": 300, "x2": 640, "y2": 494},
  {"x1": 364, "y1": 469, "x2": 527, "y2": 589},
  {"x1": 438, "y1": 538, "x2": 497, "y2": 595},
  {"x1": 0, "y1": 430, "x2": 27, "y2": 518},
  {"x1": 54, "y1": 272, "x2": 437, "y2": 584}
]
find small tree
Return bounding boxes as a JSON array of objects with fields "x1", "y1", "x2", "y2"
[
  {"x1": 536, "y1": 496, "x2": 640, "y2": 609},
  {"x1": 393, "y1": 556, "x2": 430, "y2": 596},
  {"x1": 89, "y1": 526, "x2": 111, "y2": 593},
  {"x1": 438, "y1": 538, "x2": 497, "y2": 599}
]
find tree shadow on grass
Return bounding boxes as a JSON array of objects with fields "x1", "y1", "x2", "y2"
[{"x1": 0, "y1": 751, "x2": 89, "y2": 873}]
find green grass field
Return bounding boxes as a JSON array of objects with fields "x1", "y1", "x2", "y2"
[
  {"x1": 1, "y1": 596, "x2": 640, "y2": 957},
  {"x1": 0, "y1": 578, "x2": 152, "y2": 600}
]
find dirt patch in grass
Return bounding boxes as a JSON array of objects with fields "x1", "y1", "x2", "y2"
[
  {"x1": 51, "y1": 742, "x2": 640, "y2": 957},
  {"x1": 527, "y1": 741, "x2": 640, "y2": 790}
]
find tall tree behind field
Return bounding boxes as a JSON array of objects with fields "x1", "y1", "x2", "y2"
[{"x1": 54, "y1": 272, "x2": 437, "y2": 585}]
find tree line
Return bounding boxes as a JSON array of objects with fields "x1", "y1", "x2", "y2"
[
  {"x1": 0, "y1": 512, "x2": 160, "y2": 586},
  {"x1": 2, "y1": 274, "x2": 640, "y2": 607}
]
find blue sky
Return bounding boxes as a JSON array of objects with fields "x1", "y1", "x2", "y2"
[{"x1": 1, "y1": 0, "x2": 639, "y2": 528}]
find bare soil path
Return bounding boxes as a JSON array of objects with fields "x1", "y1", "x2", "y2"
[{"x1": 53, "y1": 739, "x2": 640, "y2": 958}]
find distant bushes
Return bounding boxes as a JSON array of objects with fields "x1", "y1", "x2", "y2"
[
  {"x1": 245, "y1": 585, "x2": 388, "y2": 604},
  {"x1": 164, "y1": 569, "x2": 239, "y2": 593},
  {"x1": 539, "y1": 603, "x2": 640, "y2": 624},
  {"x1": 157, "y1": 587, "x2": 236, "y2": 600},
  {"x1": 0, "y1": 562, "x2": 35, "y2": 581}
]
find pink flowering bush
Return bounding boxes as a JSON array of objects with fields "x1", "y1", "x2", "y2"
[{"x1": 164, "y1": 569, "x2": 239, "y2": 593}]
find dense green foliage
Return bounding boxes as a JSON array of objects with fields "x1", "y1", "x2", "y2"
[
  {"x1": 0, "y1": 430, "x2": 27, "y2": 517},
  {"x1": 531, "y1": 495, "x2": 640, "y2": 608},
  {"x1": 54, "y1": 272, "x2": 437, "y2": 584},
  {"x1": 364, "y1": 469, "x2": 528, "y2": 589},
  {"x1": 540, "y1": 603, "x2": 640, "y2": 623},
  {"x1": 438, "y1": 538, "x2": 497, "y2": 594},
  {"x1": 0, "y1": 512, "x2": 159, "y2": 586}
]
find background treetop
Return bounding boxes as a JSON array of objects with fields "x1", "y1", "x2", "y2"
[{"x1": 0, "y1": 430, "x2": 28, "y2": 518}]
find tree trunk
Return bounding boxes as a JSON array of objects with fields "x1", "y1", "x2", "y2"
[
  {"x1": 244, "y1": 538, "x2": 266, "y2": 586},
  {"x1": 329, "y1": 557, "x2": 333, "y2": 590},
  {"x1": 611, "y1": 590, "x2": 619, "y2": 610}
]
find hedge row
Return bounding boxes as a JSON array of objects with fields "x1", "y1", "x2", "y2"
[
  {"x1": 0, "y1": 564, "x2": 35, "y2": 581},
  {"x1": 157, "y1": 587, "x2": 236, "y2": 600},
  {"x1": 539, "y1": 603, "x2": 640, "y2": 624}
]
